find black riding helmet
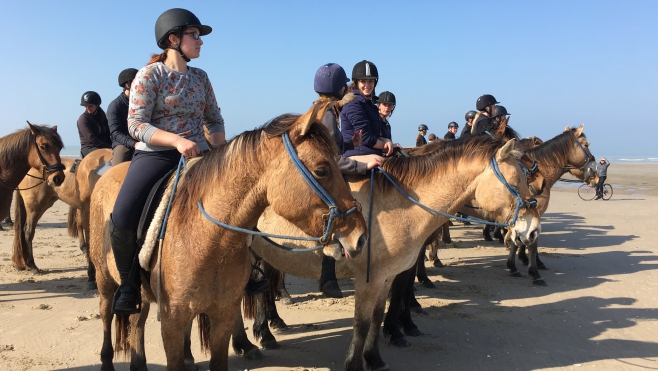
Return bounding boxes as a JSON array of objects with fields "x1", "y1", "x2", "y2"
[
  {"x1": 465, "y1": 110, "x2": 477, "y2": 120},
  {"x1": 80, "y1": 91, "x2": 101, "y2": 106},
  {"x1": 352, "y1": 60, "x2": 379, "y2": 86},
  {"x1": 418, "y1": 124, "x2": 428, "y2": 131},
  {"x1": 155, "y1": 8, "x2": 212, "y2": 62},
  {"x1": 493, "y1": 105, "x2": 510, "y2": 118},
  {"x1": 476, "y1": 94, "x2": 499, "y2": 111},
  {"x1": 378, "y1": 91, "x2": 396, "y2": 105},
  {"x1": 118, "y1": 68, "x2": 139, "y2": 89},
  {"x1": 448, "y1": 122, "x2": 458, "y2": 128}
]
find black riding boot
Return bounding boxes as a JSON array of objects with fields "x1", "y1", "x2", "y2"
[
  {"x1": 319, "y1": 255, "x2": 342, "y2": 298},
  {"x1": 109, "y1": 216, "x2": 141, "y2": 314}
]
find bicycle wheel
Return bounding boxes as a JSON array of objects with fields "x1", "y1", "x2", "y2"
[
  {"x1": 578, "y1": 184, "x2": 596, "y2": 200},
  {"x1": 602, "y1": 184, "x2": 613, "y2": 200}
]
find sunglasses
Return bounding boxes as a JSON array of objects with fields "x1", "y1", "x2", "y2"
[{"x1": 182, "y1": 31, "x2": 201, "y2": 40}]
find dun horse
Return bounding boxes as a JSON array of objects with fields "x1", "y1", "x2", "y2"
[
  {"x1": 246, "y1": 137, "x2": 541, "y2": 371},
  {"x1": 89, "y1": 100, "x2": 368, "y2": 371},
  {"x1": 0, "y1": 123, "x2": 65, "y2": 230},
  {"x1": 12, "y1": 149, "x2": 111, "y2": 281}
]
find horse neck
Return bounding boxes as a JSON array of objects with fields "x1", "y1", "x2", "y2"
[
  {"x1": 0, "y1": 135, "x2": 33, "y2": 188},
  {"x1": 526, "y1": 143, "x2": 574, "y2": 188}
]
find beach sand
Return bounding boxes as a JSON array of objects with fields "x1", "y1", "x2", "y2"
[{"x1": 0, "y1": 163, "x2": 657, "y2": 370}]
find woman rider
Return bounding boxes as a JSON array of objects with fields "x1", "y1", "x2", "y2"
[
  {"x1": 470, "y1": 94, "x2": 500, "y2": 137},
  {"x1": 377, "y1": 91, "x2": 401, "y2": 150},
  {"x1": 313, "y1": 63, "x2": 382, "y2": 297},
  {"x1": 109, "y1": 8, "x2": 226, "y2": 314},
  {"x1": 341, "y1": 60, "x2": 396, "y2": 161}
]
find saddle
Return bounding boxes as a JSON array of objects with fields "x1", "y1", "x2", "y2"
[{"x1": 136, "y1": 168, "x2": 176, "y2": 246}]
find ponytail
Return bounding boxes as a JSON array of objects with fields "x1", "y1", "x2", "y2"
[{"x1": 147, "y1": 51, "x2": 168, "y2": 65}]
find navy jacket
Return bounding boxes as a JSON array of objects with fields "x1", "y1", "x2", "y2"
[
  {"x1": 460, "y1": 124, "x2": 473, "y2": 140},
  {"x1": 107, "y1": 92, "x2": 137, "y2": 149},
  {"x1": 340, "y1": 90, "x2": 383, "y2": 156},
  {"x1": 471, "y1": 113, "x2": 495, "y2": 137},
  {"x1": 77, "y1": 107, "x2": 111, "y2": 155},
  {"x1": 444, "y1": 131, "x2": 456, "y2": 140}
]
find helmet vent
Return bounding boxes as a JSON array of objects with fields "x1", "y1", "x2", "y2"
[{"x1": 365, "y1": 63, "x2": 371, "y2": 77}]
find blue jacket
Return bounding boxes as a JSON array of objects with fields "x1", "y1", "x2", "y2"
[
  {"x1": 107, "y1": 92, "x2": 137, "y2": 149},
  {"x1": 340, "y1": 90, "x2": 383, "y2": 156}
]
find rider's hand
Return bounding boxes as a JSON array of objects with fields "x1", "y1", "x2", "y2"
[
  {"x1": 351, "y1": 130, "x2": 362, "y2": 148},
  {"x1": 383, "y1": 141, "x2": 394, "y2": 156},
  {"x1": 366, "y1": 156, "x2": 383, "y2": 170},
  {"x1": 175, "y1": 138, "x2": 200, "y2": 158}
]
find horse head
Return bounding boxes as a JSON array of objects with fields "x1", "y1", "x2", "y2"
[
  {"x1": 268, "y1": 98, "x2": 367, "y2": 259},
  {"x1": 475, "y1": 139, "x2": 541, "y2": 247},
  {"x1": 27, "y1": 122, "x2": 65, "y2": 187},
  {"x1": 569, "y1": 124, "x2": 596, "y2": 182}
]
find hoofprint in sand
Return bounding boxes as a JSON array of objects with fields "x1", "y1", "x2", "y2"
[{"x1": 1, "y1": 164, "x2": 657, "y2": 371}]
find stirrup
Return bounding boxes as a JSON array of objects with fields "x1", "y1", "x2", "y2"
[{"x1": 111, "y1": 284, "x2": 142, "y2": 315}]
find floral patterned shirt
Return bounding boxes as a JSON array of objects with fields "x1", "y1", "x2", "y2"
[{"x1": 128, "y1": 62, "x2": 224, "y2": 152}]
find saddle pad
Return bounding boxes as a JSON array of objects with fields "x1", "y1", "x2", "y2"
[{"x1": 93, "y1": 161, "x2": 113, "y2": 176}]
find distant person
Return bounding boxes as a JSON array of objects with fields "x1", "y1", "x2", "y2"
[
  {"x1": 428, "y1": 133, "x2": 437, "y2": 141},
  {"x1": 595, "y1": 158, "x2": 610, "y2": 200},
  {"x1": 492, "y1": 105, "x2": 510, "y2": 127},
  {"x1": 470, "y1": 94, "x2": 499, "y2": 137},
  {"x1": 108, "y1": 68, "x2": 139, "y2": 165},
  {"x1": 444, "y1": 122, "x2": 459, "y2": 140},
  {"x1": 416, "y1": 124, "x2": 428, "y2": 146},
  {"x1": 377, "y1": 91, "x2": 402, "y2": 152},
  {"x1": 77, "y1": 91, "x2": 111, "y2": 158},
  {"x1": 460, "y1": 110, "x2": 477, "y2": 140}
]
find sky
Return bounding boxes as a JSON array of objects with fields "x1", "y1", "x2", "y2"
[{"x1": 1, "y1": 1, "x2": 656, "y2": 157}]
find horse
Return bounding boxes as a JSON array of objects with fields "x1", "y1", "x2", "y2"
[
  {"x1": 12, "y1": 149, "x2": 112, "y2": 280},
  {"x1": 0, "y1": 123, "x2": 65, "y2": 229},
  {"x1": 89, "y1": 99, "x2": 368, "y2": 371},
  {"x1": 243, "y1": 136, "x2": 541, "y2": 370}
]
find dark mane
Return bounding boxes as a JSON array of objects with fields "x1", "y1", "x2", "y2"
[
  {"x1": 525, "y1": 128, "x2": 587, "y2": 168},
  {"x1": 175, "y1": 113, "x2": 337, "y2": 213},
  {"x1": 375, "y1": 136, "x2": 505, "y2": 194},
  {"x1": 0, "y1": 125, "x2": 63, "y2": 167},
  {"x1": 501, "y1": 124, "x2": 521, "y2": 141}
]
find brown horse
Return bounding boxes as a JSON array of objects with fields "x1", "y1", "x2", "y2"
[
  {"x1": 0, "y1": 123, "x2": 65, "y2": 227},
  {"x1": 89, "y1": 100, "x2": 368, "y2": 371},
  {"x1": 248, "y1": 137, "x2": 541, "y2": 371},
  {"x1": 12, "y1": 149, "x2": 112, "y2": 279}
]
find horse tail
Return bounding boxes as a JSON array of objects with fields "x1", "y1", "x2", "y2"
[
  {"x1": 67, "y1": 206, "x2": 79, "y2": 238},
  {"x1": 11, "y1": 190, "x2": 29, "y2": 268},
  {"x1": 197, "y1": 313, "x2": 211, "y2": 353},
  {"x1": 113, "y1": 314, "x2": 130, "y2": 358},
  {"x1": 242, "y1": 293, "x2": 256, "y2": 320}
]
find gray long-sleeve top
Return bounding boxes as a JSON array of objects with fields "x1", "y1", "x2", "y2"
[{"x1": 596, "y1": 160, "x2": 610, "y2": 177}]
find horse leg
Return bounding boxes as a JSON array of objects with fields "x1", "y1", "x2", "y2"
[
  {"x1": 415, "y1": 247, "x2": 435, "y2": 288},
  {"x1": 231, "y1": 312, "x2": 263, "y2": 360},
  {"x1": 276, "y1": 271, "x2": 293, "y2": 306},
  {"x1": 383, "y1": 269, "x2": 410, "y2": 347},
  {"x1": 128, "y1": 301, "x2": 150, "y2": 371},
  {"x1": 527, "y1": 239, "x2": 546, "y2": 286},
  {"x1": 441, "y1": 222, "x2": 452, "y2": 244},
  {"x1": 253, "y1": 290, "x2": 280, "y2": 350},
  {"x1": 11, "y1": 191, "x2": 40, "y2": 271},
  {"x1": 262, "y1": 260, "x2": 287, "y2": 329},
  {"x1": 183, "y1": 321, "x2": 197, "y2": 370},
  {"x1": 493, "y1": 227, "x2": 505, "y2": 243},
  {"x1": 363, "y1": 279, "x2": 393, "y2": 371},
  {"x1": 518, "y1": 245, "x2": 530, "y2": 265},
  {"x1": 345, "y1": 277, "x2": 389, "y2": 371},
  {"x1": 98, "y1": 276, "x2": 117, "y2": 370},
  {"x1": 506, "y1": 240, "x2": 522, "y2": 277},
  {"x1": 206, "y1": 307, "x2": 239, "y2": 371},
  {"x1": 161, "y1": 308, "x2": 194, "y2": 371},
  {"x1": 483, "y1": 225, "x2": 494, "y2": 241}
]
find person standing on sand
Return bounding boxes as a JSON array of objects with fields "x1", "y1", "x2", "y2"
[
  {"x1": 595, "y1": 158, "x2": 610, "y2": 200},
  {"x1": 108, "y1": 68, "x2": 140, "y2": 165}
]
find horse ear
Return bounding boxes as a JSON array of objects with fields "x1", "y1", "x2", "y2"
[
  {"x1": 496, "y1": 138, "x2": 517, "y2": 162},
  {"x1": 52, "y1": 125, "x2": 58, "y2": 132},
  {"x1": 26, "y1": 120, "x2": 40, "y2": 135},
  {"x1": 587, "y1": 141, "x2": 592, "y2": 147},
  {"x1": 296, "y1": 96, "x2": 337, "y2": 137},
  {"x1": 574, "y1": 124, "x2": 584, "y2": 137},
  {"x1": 564, "y1": 126, "x2": 570, "y2": 132}
]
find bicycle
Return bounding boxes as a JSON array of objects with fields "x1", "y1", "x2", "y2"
[{"x1": 578, "y1": 183, "x2": 613, "y2": 201}]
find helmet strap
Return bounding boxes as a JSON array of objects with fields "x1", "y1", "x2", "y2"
[{"x1": 168, "y1": 28, "x2": 191, "y2": 63}]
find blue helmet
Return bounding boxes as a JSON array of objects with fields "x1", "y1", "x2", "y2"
[{"x1": 314, "y1": 63, "x2": 350, "y2": 98}]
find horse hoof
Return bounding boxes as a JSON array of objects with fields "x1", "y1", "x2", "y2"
[
  {"x1": 510, "y1": 271, "x2": 522, "y2": 278},
  {"x1": 184, "y1": 359, "x2": 198, "y2": 371},
  {"x1": 520, "y1": 259, "x2": 529, "y2": 266},
  {"x1": 411, "y1": 306, "x2": 428, "y2": 315},
  {"x1": 261, "y1": 339, "x2": 281, "y2": 350},
  {"x1": 443, "y1": 239, "x2": 452, "y2": 244},
  {"x1": 86, "y1": 281, "x2": 98, "y2": 290},
  {"x1": 279, "y1": 297, "x2": 293, "y2": 306},
  {"x1": 533, "y1": 279, "x2": 547, "y2": 286},
  {"x1": 483, "y1": 235, "x2": 493, "y2": 242},
  {"x1": 270, "y1": 318, "x2": 288, "y2": 330},
  {"x1": 433, "y1": 260, "x2": 444, "y2": 268},
  {"x1": 404, "y1": 327, "x2": 422, "y2": 337},
  {"x1": 538, "y1": 264, "x2": 548, "y2": 270},
  {"x1": 421, "y1": 280, "x2": 436, "y2": 289},
  {"x1": 28, "y1": 266, "x2": 42, "y2": 275},
  {"x1": 244, "y1": 348, "x2": 264, "y2": 360},
  {"x1": 497, "y1": 239, "x2": 504, "y2": 244},
  {"x1": 391, "y1": 337, "x2": 411, "y2": 347}
]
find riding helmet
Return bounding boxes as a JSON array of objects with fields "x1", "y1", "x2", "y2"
[
  {"x1": 314, "y1": 63, "x2": 349, "y2": 98},
  {"x1": 493, "y1": 105, "x2": 510, "y2": 118},
  {"x1": 448, "y1": 122, "x2": 459, "y2": 128},
  {"x1": 476, "y1": 94, "x2": 499, "y2": 111},
  {"x1": 352, "y1": 60, "x2": 379, "y2": 84},
  {"x1": 418, "y1": 124, "x2": 428, "y2": 131},
  {"x1": 80, "y1": 91, "x2": 101, "y2": 106},
  {"x1": 155, "y1": 8, "x2": 211, "y2": 49},
  {"x1": 378, "y1": 91, "x2": 396, "y2": 105},
  {"x1": 118, "y1": 68, "x2": 139, "y2": 88},
  {"x1": 465, "y1": 110, "x2": 477, "y2": 120}
]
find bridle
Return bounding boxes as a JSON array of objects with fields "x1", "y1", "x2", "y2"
[{"x1": 0, "y1": 132, "x2": 66, "y2": 191}]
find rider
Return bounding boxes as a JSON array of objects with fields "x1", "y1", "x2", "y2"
[
  {"x1": 313, "y1": 63, "x2": 382, "y2": 298},
  {"x1": 460, "y1": 110, "x2": 477, "y2": 140},
  {"x1": 595, "y1": 158, "x2": 610, "y2": 200},
  {"x1": 77, "y1": 91, "x2": 112, "y2": 158},
  {"x1": 416, "y1": 124, "x2": 428, "y2": 146},
  {"x1": 377, "y1": 91, "x2": 401, "y2": 151},
  {"x1": 341, "y1": 60, "x2": 396, "y2": 161},
  {"x1": 107, "y1": 68, "x2": 139, "y2": 165},
  {"x1": 492, "y1": 105, "x2": 510, "y2": 127},
  {"x1": 470, "y1": 94, "x2": 499, "y2": 137},
  {"x1": 109, "y1": 8, "x2": 229, "y2": 314},
  {"x1": 444, "y1": 122, "x2": 459, "y2": 140}
]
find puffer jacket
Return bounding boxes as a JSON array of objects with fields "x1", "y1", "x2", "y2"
[{"x1": 340, "y1": 90, "x2": 383, "y2": 157}]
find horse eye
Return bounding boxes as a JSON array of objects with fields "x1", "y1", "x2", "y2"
[
  {"x1": 40, "y1": 144, "x2": 47, "y2": 150},
  {"x1": 313, "y1": 168, "x2": 328, "y2": 178}
]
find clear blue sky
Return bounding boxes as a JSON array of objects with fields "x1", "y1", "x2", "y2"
[{"x1": 1, "y1": 1, "x2": 656, "y2": 157}]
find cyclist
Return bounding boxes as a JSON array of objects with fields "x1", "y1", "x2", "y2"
[{"x1": 595, "y1": 158, "x2": 610, "y2": 200}]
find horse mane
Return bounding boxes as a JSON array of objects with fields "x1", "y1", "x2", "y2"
[
  {"x1": 176, "y1": 113, "x2": 336, "y2": 214},
  {"x1": 525, "y1": 127, "x2": 587, "y2": 168},
  {"x1": 0, "y1": 125, "x2": 63, "y2": 168},
  {"x1": 374, "y1": 136, "x2": 506, "y2": 194},
  {"x1": 501, "y1": 124, "x2": 521, "y2": 141}
]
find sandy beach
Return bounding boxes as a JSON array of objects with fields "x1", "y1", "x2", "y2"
[{"x1": 0, "y1": 163, "x2": 657, "y2": 371}]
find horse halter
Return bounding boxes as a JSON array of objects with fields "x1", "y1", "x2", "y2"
[
  {"x1": 33, "y1": 135, "x2": 66, "y2": 181},
  {"x1": 489, "y1": 156, "x2": 536, "y2": 227}
]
